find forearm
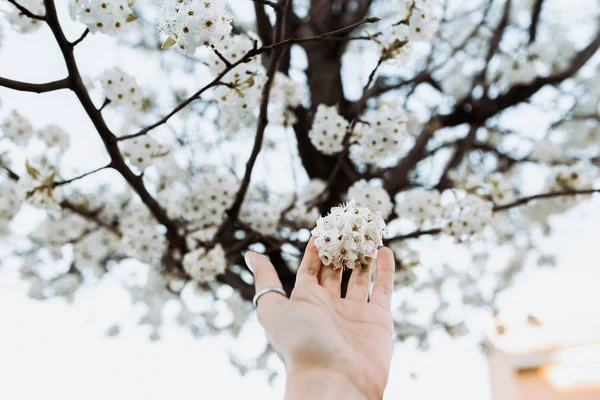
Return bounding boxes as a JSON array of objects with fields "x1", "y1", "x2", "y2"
[{"x1": 284, "y1": 368, "x2": 374, "y2": 400}]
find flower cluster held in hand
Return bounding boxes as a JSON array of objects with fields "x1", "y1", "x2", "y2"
[{"x1": 312, "y1": 201, "x2": 387, "y2": 270}]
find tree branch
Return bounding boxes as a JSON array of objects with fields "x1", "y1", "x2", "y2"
[
  {"x1": 214, "y1": 0, "x2": 291, "y2": 242},
  {"x1": 0, "y1": 163, "x2": 121, "y2": 237},
  {"x1": 437, "y1": 125, "x2": 479, "y2": 189},
  {"x1": 41, "y1": 0, "x2": 187, "y2": 254},
  {"x1": 385, "y1": 229, "x2": 442, "y2": 244},
  {"x1": 0, "y1": 77, "x2": 69, "y2": 93},
  {"x1": 493, "y1": 189, "x2": 600, "y2": 212},
  {"x1": 8, "y1": 0, "x2": 45, "y2": 20},
  {"x1": 71, "y1": 28, "x2": 90, "y2": 47},
  {"x1": 53, "y1": 163, "x2": 112, "y2": 188},
  {"x1": 529, "y1": 0, "x2": 545, "y2": 43}
]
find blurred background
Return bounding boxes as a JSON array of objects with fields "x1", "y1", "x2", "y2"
[{"x1": 1, "y1": 0, "x2": 600, "y2": 399}]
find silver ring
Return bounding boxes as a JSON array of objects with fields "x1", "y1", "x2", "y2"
[{"x1": 253, "y1": 286, "x2": 287, "y2": 308}]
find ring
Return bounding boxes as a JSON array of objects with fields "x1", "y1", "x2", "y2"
[{"x1": 253, "y1": 286, "x2": 287, "y2": 308}]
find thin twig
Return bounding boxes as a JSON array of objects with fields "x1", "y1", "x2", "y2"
[
  {"x1": 71, "y1": 28, "x2": 90, "y2": 47},
  {"x1": 53, "y1": 163, "x2": 113, "y2": 188},
  {"x1": 493, "y1": 189, "x2": 600, "y2": 212},
  {"x1": 7, "y1": 0, "x2": 45, "y2": 20}
]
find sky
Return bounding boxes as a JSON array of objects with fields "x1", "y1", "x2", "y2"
[{"x1": 1, "y1": 1, "x2": 600, "y2": 399}]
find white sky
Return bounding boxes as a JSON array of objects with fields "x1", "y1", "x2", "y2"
[{"x1": 1, "y1": 1, "x2": 600, "y2": 399}]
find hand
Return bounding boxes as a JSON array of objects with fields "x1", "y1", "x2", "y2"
[{"x1": 245, "y1": 238, "x2": 395, "y2": 400}]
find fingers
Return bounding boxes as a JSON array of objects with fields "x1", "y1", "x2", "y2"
[
  {"x1": 245, "y1": 252, "x2": 286, "y2": 327},
  {"x1": 370, "y1": 247, "x2": 395, "y2": 311},
  {"x1": 318, "y1": 265, "x2": 343, "y2": 296},
  {"x1": 295, "y1": 237, "x2": 321, "y2": 285},
  {"x1": 345, "y1": 253, "x2": 375, "y2": 302}
]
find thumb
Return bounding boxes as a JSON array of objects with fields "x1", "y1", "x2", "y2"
[{"x1": 244, "y1": 252, "x2": 287, "y2": 325}]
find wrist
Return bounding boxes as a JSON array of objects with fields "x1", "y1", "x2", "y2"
[{"x1": 284, "y1": 367, "x2": 378, "y2": 400}]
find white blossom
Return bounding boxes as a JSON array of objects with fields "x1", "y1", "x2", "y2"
[
  {"x1": 5, "y1": 0, "x2": 44, "y2": 33},
  {"x1": 443, "y1": 194, "x2": 494, "y2": 242},
  {"x1": 395, "y1": 188, "x2": 443, "y2": 226},
  {"x1": 2, "y1": 110, "x2": 34, "y2": 144},
  {"x1": 158, "y1": 0, "x2": 232, "y2": 56},
  {"x1": 183, "y1": 245, "x2": 226, "y2": 282},
  {"x1": 120, "y1": 135, "x2": 169, "y2": 170},
  {"x1": 351, "y1": 104, "x2": 410, "y2": 165},
  {"x1": 184, "y1": 173, "x2": 238, "y2": 227},
  {"x1": 69, "y1": 0, "x2": 134, "y2": 36},
  {"x1": 308, "y1": 105, "x2": 349, "y2": 155},
  {"x1": 98, "y1": 67, "x2": 145, "y2": 111},
  {"x1": 37, "y1": 124, "x2": 70, "y2": 150},
  {"x1": 347, "y1": 179, "x2": 393, "y2": 219},
  {"x1": 312, "y1": 201, "x2": 386, "y2": 270},
  {"x1": 0, "y1": 178, "x2": 22, "y2": 221},
  {"x1": 240, "y1": 201, "x2": 281, "y2": 237}
]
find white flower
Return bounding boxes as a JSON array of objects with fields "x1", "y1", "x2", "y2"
[
  {"x1": 37, "y1": 124, "x2": 70, "y2": 150},
  {"x1": 395, "y1": 188, "x2": 443, "y2": 226},
  {"x1": 2, "y1": 110, "x2": 34, "y2": 144},
  {"x1": 488, "y1": 173, "x2": 516, "y2": 206},
  {"x1": 347, "y1": 180, "x2": 393, "y2": 219},
  {"x1": 6, "y1": 0, "x2": 45, "y2": 33},
  {"x1": 183, "y1": 245, "x2": 226, "y2": 282},
  {"x1": 158, "y1": 0, "x2": 232, "y2": 56},
  {"x1": 501, "y1": 59, "x2": 537, "y2": 86},
  {"x1": 206, "y1": 33, "x2": 262, "y2": 76},
  {"x1": 443, "y1": 194, "x2": 493, "y2": 242},
  {"x1": 69, "y1": 0, "x2": 134, "y2": 36},
  {"x1": 184, "y1": 173, "x2": 238, "y2": 227},
  {"x1": 73, "y1": 229, "x2": 120, "y2": 272},
  {"x1": 308, "y1": 105, "x2": 349, "y2": 155},
  {"x1": 240, "y1": 201, "x2": 281, "y2": 237},
  {"x1": 312, "y1": 201, "x2": 386, "y2": 270},
  {"x1": 0, "y1": 178, "x2": 22, "y2": 221},
  {"x1": 120, "y1": 135, "x2": 169, "y2": 170},
  {"x1": 121, "y1": 224, "x2": 166, "y2": 265},
  {"x1": 98, "y1": 67, "x2": 144, "y2": 111},
  {"x1": 350, "y1": 104, "x2": 410, "y2": 165}
]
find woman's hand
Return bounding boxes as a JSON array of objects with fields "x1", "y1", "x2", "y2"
[{"x1": 245, "y1": 238, "x2": 395, "y2": 400}]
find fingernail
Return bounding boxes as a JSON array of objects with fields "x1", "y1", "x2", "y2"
[{"x1": 244, "y1": 252, "x2": 256, "y2": 273}]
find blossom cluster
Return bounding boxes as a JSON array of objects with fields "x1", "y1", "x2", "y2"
[
  {"x1": 120, "y1": 135, "x2": 170, "y2": 170},
  {"x1": 183, "y1": 245, "x2": 226, "y2": 282},
  {"x1": 69, "y1": 0, "x2": 135, "y2": 36},
  {"x1": 376, "y1": 0, "x2": 443, "y2": 61},
  {"x1": 2, "y1": 110, "x2": 34, "y2": 144},
  {"x1": 98, "y1": 67, "x2": 145, "y2": 112},
  {"x1": 184, "y1": 173, "x2": 238, "y2": 228},
  {"x1": 5, "y1": 0, "x2": 45, "y2": 34},
  {"x1": 120, "y1": 203, "x2": 166, "y2": 264},
  {"x1": 442, "y1": 194, "x2": 494, "y2": 242},
  {"x1": 308, "y1": 105, "x2": 349, "y2": 155},
  {"x1": 158, "y1": 0, "x2": 232, "y2": 56},
  {"x1": 347, "y1": 180, "x2": 393, "y2": 219},
  {"x1": 312, "y1": 201, "x2": 386, "y2": 270},
  {"x1": 395, "y1": 188, "x2": 443, "y2": 226},
  {"x1": 350, "y1": 104, "x2": 410, "y2": 164}
]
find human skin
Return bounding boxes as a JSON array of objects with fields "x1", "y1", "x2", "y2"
[{"x1": 244, "y1": 237, "x2": 395, "y2": 400}]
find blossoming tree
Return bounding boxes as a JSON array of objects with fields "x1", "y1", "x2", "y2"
[{"x1": 1, "y1": 0, "x2": 600, "y2": 376}]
